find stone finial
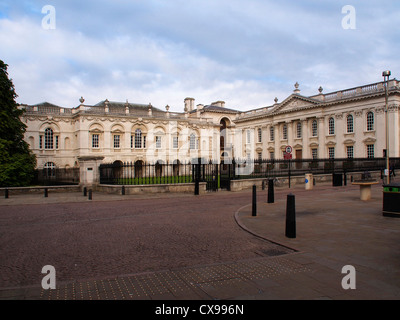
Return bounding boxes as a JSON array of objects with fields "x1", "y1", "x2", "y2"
[
  {"x1": 274, "y1": 97, "x2": 278, "y2": 103},
  {"x1": 165, "y1": 105, "x2": 170, "y2": 111},
  {"x1": 318, "y1": 86, "x2": 323, "y2": 93},
  {"x1": 79, "y1": 96, "x2": 85, "y2": 104},
  {"x1": 294, "y1": 82, "x2": 300, "y2": 94},
  {"x1": 125, "y1": 99, "x2": 129, "y2": 114},
  {"x1": 104, "y1": 99, "x2": 109, "y2": 112}
]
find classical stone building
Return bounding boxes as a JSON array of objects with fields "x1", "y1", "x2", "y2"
[{"x1": 19, "y1": 78, "x2": 400, "y2": 176}]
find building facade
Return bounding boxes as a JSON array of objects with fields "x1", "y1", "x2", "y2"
[{"x1": 20, "y1": 78, "x2": 400, "y2": 175}]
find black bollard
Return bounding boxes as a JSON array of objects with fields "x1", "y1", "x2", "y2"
[
  {"x1": 88, "y1": 189, "x2": 92, "y2": 200},
  {"x1": 122, "y1": 185, "x2": 125, "y2": 195},
  {"x1": 252, "y1": 185, "x2": 257, "y2": 216},
  {"x1": 267, "y1": 179, "x2": 274, "y2": 203},
  {"x1": 285, "y1": 193, "x2": 296, "y2": 238},
  {"x1": 44, "y1": 188, "x2": 48, "y2": 198},
  {"x1": 262, "y1": 180, "x2": 265, "y2": 190},
  {"x1": 5, "y1": 188, "x2": 9, "y2": 199},
  {"x1": 83, "y1": 187, "x2": 87, "y2": 197},
  {"x1": 194, "y1": 180, "x2": 199, "y2": 195}
]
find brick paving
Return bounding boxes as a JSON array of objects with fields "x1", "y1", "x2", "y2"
[
  {"x1": 1, "y1": 180, "x2": 400, "y2": 300},
  {"x1": 0, "y1": 189, "x2": 294, "y2": 299}
]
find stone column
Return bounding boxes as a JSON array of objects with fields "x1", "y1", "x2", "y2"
[
  {"x1": 301, "y1": 118, "x2": 309, "y2": 158},
  {"x1": 318, "y1": 117, "x2": 325, "y2": 158}
]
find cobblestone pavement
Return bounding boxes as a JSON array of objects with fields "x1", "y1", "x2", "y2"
[
  {"x1": 1, "y1": 181, "x2": 400, "y2": 301},
  {"x1": 0, "y1": 189, "x2": 295, "y2": 299}
]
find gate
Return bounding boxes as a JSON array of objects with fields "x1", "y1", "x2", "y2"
[
  {"x1": 193, "y1": 161, "x2": 219, "y2": 192},
  {"x1": 219, "y1": 162, "x2": 233, "y2": 191}
]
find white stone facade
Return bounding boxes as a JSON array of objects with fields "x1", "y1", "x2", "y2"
[{"x1": 20, "y1": 79, "x2": 400, "y2": 171}]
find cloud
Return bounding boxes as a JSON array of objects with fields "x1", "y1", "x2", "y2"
[{"x1": 1, "y1": 0, "x2": 399, "y2": 112}]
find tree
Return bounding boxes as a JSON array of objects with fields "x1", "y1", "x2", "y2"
[{"x1": 0, "y1": 60, "x2": 36, "y2": 187}]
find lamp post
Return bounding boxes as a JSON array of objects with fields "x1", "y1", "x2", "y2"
[{"x1": 383, "y1": 70, "x2": 391, "y2": 184}]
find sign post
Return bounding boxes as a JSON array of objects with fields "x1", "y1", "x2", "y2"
[{"x1": 284, "y1": 146, "x2": 293, "y2": 188}]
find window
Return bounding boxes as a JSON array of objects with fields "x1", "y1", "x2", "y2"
[
  {"x1": 270, "y1": 126, "x2": 275, "y2": 141},
  {"x1": 113, "y1": 135, "x2": 120, "y2": 149},
  {"x1": 39, "y1": 135, "x2": 43, "y2": 149},
  {"x1": 282, "y1": 124, "x2": 287, "y2": 140},
  {"x1": 312, "y1": 148, "x2": 318, "y2": 159},
  {"x1": 296, "y1": 122, "x2": 302, "y2": 139},
  {"x1": 173, "y1": 136, "x2": 179, "y2": 149},
  {"x1": 367, "y1": 144, "x2": 374, "y2": 158},
  {"x1": 44, "y1": 128, "x2": 54, "y2": 149},
  {"x1": 347, "y1": 146, "x2": 354, "y2": 159},
  {"x1": 156, "y1": 136, "x2": 162, "y2": 149},
  {"x1": 367, "y1": 112, "x2": 374, "y2": 131},
  {"x1": 257, "y1": 128, "x2": 262, "y2": 143},
  {"x1": 328, "y1": 147, "x2": 335, "y2": 159},
  {"x1": 44, "y1": 162, "x2": 56, "y2": 177},
  {"x1": 347, "y1": 115, "x2": 354, "y2": 133},
  {"x1": 190, "y1": 133, "x2": 197, "y2": 150},
  {"x1": 311, "y1": 120, "x2": 318, "y2": 137},
  {"x1": 143, "y1": 136, "x2": 146, "y2": 149},
  {"x1": 92, "y1": 134, "x2": 99, "y2": 148},
  {"x1": 257, "y1": 152, "x2": 262, "y2": 161},
  {"x1": 328, "y1": 117, "x2": 335, "y2": 135},
  {"x1": 135, "y1": 129, "x2": 142, "y2": 148},
  {"x1": 246, "y1": 130, "x2": 251, "y2": 144}
]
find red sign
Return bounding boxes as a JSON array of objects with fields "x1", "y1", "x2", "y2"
[{"x1": 284, "y1": 152, "x2": 292, "y2": 160}]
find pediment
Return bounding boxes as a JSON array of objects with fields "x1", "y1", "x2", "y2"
[{"x1": 272, "y1": 95, "x2": 319, "y2": 114}]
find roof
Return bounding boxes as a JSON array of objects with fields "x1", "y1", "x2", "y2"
[
  {"x1": 91, "y1": 100, "x2": 166, "y2": 116},
  {"x1": 201, "y1": 105, "x2": 239, "y2": 113}
]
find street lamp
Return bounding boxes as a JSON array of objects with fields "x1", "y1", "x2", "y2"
[{"x1": 382, "y1": 70, "x2": 391, "y2": 184}]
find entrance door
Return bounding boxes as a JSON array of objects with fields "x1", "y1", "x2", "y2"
[{"x1": 295, "y1": 149, "x2": 302, "y2": 169}]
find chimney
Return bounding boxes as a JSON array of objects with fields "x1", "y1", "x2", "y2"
[
  {"x1": 211, "y1": 100, "x2": 225, "y2": 108},
  {"x1": 184, "y1": 97, "x2": 195, "y2": 112}
]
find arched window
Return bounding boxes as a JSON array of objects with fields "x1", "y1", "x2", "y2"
[
  {"x1": 282, "y1": 124, "x2": 287, "y2": 140},
  {"x1": 347, "y1": 115, "x2": 354, "y2": 133},
  {"x1": 328, "y1": 117, "x2": 335, "y2": 135},
  {"x1": 296, "y1": 122, "x2": 302, "y2": 138},
  {"x1": 44, "y1": 128, "x2": 54, "y2": 149},
  {"x1": 190, "y1": 133, "x2": 197, "y2": 150},
  {"x1": 269, "y1": 126, "x2": 274, "y2": 141},
  {"x1": 135, "y1": 129, "x2": 142, "y2": 148},
  {"x1": 44, "y1": 162, "x2": 56, "y2": 177},
  {"x1": 367, "y1": 112, "x2": 374, "y2": 131},
  {"x1": 311, "y1": 120, "x2": 318, "y2": 137}
]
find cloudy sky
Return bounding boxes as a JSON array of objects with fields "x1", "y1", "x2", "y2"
[{"x1": 0, "y1": 0, "x2": 399, "y2": 112}]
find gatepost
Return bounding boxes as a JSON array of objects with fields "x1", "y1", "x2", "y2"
[{"x1": 78, "y1": 156, "x2": 105, "y2": 191}]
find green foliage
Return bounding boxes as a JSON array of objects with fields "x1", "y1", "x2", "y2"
[{"x1": 0, "y1": 60, "x2": 36, "y2": 187}]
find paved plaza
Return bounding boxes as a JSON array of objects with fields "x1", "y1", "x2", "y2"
[{"x1": 0, "y1": 179, "x2": 399, "y2": 300}]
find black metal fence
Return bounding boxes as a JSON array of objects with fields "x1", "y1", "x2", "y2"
[
  {"x1": 32, "y1": 168, "x2": 80, "y2": 186},
  {"x1": 99, "y1": 158, "x2": 400, "y2": 190},
  {"x1": 230, "y1": 157, "x2": 400, "y2": 180},
  {"x1": 100, "y1": 161, "x2": 197, "y2": 183}
]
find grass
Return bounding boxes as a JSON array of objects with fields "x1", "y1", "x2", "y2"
[{"x1": 116, "y1": 175, "x2": 221, "y2": 188}]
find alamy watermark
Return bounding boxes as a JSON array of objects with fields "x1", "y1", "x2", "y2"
[
  {"x1": 41, "y1": 265, "x2": 56, "y2": 289},
  {"x1": 341, "y1": 265, "x2": 356, "y2": 290},
  {"x1": 342, "y1": 5, "x2": 356, "y2": 30},
  {"x1": 41, "y1": 5, "x2": 56, "y2": 30}
]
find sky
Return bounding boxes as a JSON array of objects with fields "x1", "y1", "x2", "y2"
[{"x1": 0, "y1": 0, "x2": 399, "y2": 112}]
